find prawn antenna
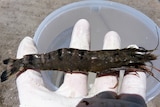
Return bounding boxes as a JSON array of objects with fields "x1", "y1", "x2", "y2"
[
  {"x1": 152, "y1": 74, "x2": 160, "y2": 82},
  {"x1": 148, "y1": 64, "x2": 160, "y2": 82}
]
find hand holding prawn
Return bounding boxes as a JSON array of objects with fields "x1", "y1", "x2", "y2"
[{"x1": 0, "y1": 19, "x2": 157, "y2": 107}]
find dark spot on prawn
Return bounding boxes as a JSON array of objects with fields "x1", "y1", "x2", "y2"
[
  {"x1": 78, "y1": 50, "x2": 85, "y2": 60},
  {"x1": 3, "y1": 58, "x2": 10, "y2": 64},
  {"x1": 82, "y1": 100, "x2": 89, "y2": 105},
  {"x1": 57, "y1": 49, "x2": 62, "y2": 60},
  {"x1": 47, "y1": 53, "x2": 51, "y2": 59}
]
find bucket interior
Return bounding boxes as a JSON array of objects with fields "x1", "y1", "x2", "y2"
[{"x1": 34, "y1": 1, "x2": 160, "y2": 102}]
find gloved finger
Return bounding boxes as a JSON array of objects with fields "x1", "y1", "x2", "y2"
[
  {"x1": 16, "y1": 37, "x2": 42, "y2": 85},
  {"x1": 120, "y1": 45, "x2": 146, "y2": 99},
  {"x1": 16, "y1": 37, "x2": 50, "y2": 105},
  {"x1": 89, "y1": 31, "x2": 121, "y2": 96},
  {"x1": 16, "y1": 37, "x2": 40, "y2": 82},
  {"x1": 56, "y1": 19, "x2": 90, "y2": 97},
  {"x1": 16, "y1": 36, "x2": 38, "y2": 59},
  {"x1": 17, "y1": 69, "x2": 83, "y2": 107}
]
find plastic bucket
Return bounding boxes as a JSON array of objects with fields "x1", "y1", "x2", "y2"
[{"x1": 33, "y1": 1, "x2": 160, "y2": 102}]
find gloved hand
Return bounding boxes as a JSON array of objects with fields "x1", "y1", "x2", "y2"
[{"x1": 16, "y1": 19, "x2": 147, "y2": 107}]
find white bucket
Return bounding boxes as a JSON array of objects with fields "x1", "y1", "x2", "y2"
[{"x1": 34, "y1": 1, "x2": 160, "y2": 102}]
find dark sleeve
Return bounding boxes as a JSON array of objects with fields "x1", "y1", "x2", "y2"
[{"x1": 76, "y1": 91, "x2": 147, "y2": 107}]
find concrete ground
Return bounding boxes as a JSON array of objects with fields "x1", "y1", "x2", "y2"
[{"x1": 0, "y1": 0, "x2": 160, "y2": 107}]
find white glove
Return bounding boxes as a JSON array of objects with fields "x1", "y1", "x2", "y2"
[{"x1": 16, "y1": 19, "x2": 146, "y2": 107}]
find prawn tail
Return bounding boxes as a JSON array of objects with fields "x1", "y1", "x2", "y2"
[{"x1": 1, "y1": 58, "x2": 21, "y2": 82}]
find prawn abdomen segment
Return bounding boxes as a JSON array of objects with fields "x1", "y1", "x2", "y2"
[{"x1": 40, "y1": 48, "x2": 91, "y2": 71}]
